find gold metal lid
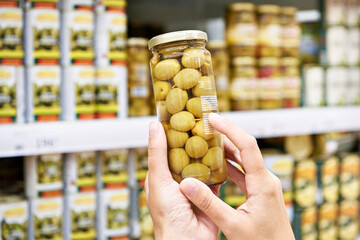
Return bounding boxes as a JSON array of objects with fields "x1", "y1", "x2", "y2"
[
  {"x1": 232, "y1": 57, "x2": 256, "y2": 66},
  {"x1": 207, "y1": 40, "x2": 226, "y2": 49},
  {"x1": 258, "y1": 4, "x2": 280, "y2": 14},
  {"x1": 148, "y1": 30, "x2": 208, "y2": 50},
  {"x1": 228, "y1": 2, "x2": 255, "y2": 12},
  {"x1": 281, "y1": 7, "x2": 297, "y2": 15},
  {"x1": 128, "y1": 37, "x2": 148, "y2": 47},
  {"x1": 281, "y1": 57, "x2": 299, "y2": 66},
  {"x1": 259, "y1": 57, "x2": 279, "y2": 66}
]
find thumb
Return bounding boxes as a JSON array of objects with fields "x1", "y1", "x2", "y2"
[{"x1": 179, "y1": 178, "x2": 236, "y2": 232}]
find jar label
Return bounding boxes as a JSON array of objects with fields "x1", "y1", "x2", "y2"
[
  {"x1": 326, "y1": 67, "x2": 347, "y2": 106},
  {"x1": 326, "y1": 26, "x2": 347, "y2": 66},
  {"x1": 258, "y1": 24, "x2": 282, "y2": 47},
  {"x1": 258, "y1": 78, "x2": 282, "y2": 99},
  {"x1": 339, "y1": 201, "x2": 359, "y2": 239},
  {"x1": 227, "y1": 23, "x2": 257, "y2": 46},
  {"x1": 282, "y1": 25, "x2": 301, "y2": 47},
  {"x1": 346, "y1": 28, "x2": 360, "y2": 66},
  {"x1": 304, "y1": 67, "x2": 324, "y2": 107},
  {"x1": 340, "y1": 154, "x2": 360, "y2": 200},
  {"x1": 326, "y1": 0, "x2": 346, "y2": 25},
  {"x1": 347, "y1": 67, "x2": 360, "y2": 105},
  {"x1": 230, "y1": 77, "x2": 257, "y2": 100},
  {"x1": 318, "y1": 203, "x2": 338, "y2": 240},
  {"x1": 300, "y1": 207, "x2": 317, "y2": 240},
  {"x1": 283, "y1": 76, "x2": 300, "y2": 98},
  {"x1": 294, "y1": 160, "x2": 317, "y2": 208}
]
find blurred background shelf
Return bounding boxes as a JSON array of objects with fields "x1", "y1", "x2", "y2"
[{"x1": 1, "y1": 106, "x2": 359, "y2": 158}]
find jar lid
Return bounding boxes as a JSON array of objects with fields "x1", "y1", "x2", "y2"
[
  {"x1": 207, "y1": 40, "x2": 226, "y2": 49},
  {"x1": 281, "y1": 7, "x2": 297, "y2": 15},
  {"x1": 259, "y1": 57, "x2": 279, "y2": 66},
  {"x1": 148, "y1": 30, "x2": 208, "y2": 50},
  {"x1": 281, "y1": 57, "x2": 299, "y2": 66},
  {"x1": 228, "y1": 2, "x2": 255, "y2": 12},
  {"x1": 257, "y1": 4, "x2": 280, "y2": 14},
  {"x1": 128, "y1": 37, "x2": 148, "y2": 47},
  {"x1": 232, "y1": 57, "x2": 256, "y2": 66}
]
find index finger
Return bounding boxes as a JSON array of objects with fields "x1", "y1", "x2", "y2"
[{"x1": 208, "y1": 113, "x2": 266, "y2": 176}]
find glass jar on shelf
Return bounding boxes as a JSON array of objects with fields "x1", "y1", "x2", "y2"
[
  {"x1": 280, "y1": 57, "x2": 300, "y2": 108},
  {"x1": 258, "y1": 57, "x2": 283, "y2": 109},
  {"x1": 230, "y1": 56, "x2": 258, "y2": 111},
  {"x1": 226, "y1": 2, "x2": 258, "y2": 57},
  {"x1": 257, "y1": 4, "x2": 282, "y2": 57},
  {"x1": 127, "y1": 37, "x2": 151, "y2": 117},
  {"x1": 280, "y1": 7, "x2": 300, "y2": 57},
  {"x1": 207, "y1": 40, "x2": 230, "y2": 112}
]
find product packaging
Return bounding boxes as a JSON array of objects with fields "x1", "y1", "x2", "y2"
[
  {"x1": 61, "y1": 0, "x2": 93, "y2": 11},
  {"x1": 302, "y1": 65, "x2": 324, "y2": 107},
  {"x1": 64, "y1": 192, "x2": 96, "y2": 240},
  {"x1": 264, "y1": 154, "x2": 294, "y2": 192},
  {"x1": 293, "y1": 159, "x2": 317, "y2": 208},
  {"x1": 25, "y1": 0, "x2": 59, "y2": 9},
  {"x1": 325, "y1": 0, "x2": 346, "y2": 26},
  {"x1": 326, "y1": 26, "x2": 347, "y2": 66},
  {"x1": 29, "y1": 197, "x2": 63, "y2": 240},
  {"x1": 95, "y1": 66, "x2": 126, "y2": 119},
  {"x1": 64, "y1": 151, "x2": 97, "y2": 193},
  {"x1": 347, "y1": 67, "x2": 360, "y2": 105},
  {"x1": 284, "y1": 135, "x2": 313, "y2": 161},
  {"x1": 61, "y1": 10, "x2": 94, "y2": 65},
  {"x1": 61, "y1": 66, "x2": 96, "y2": 121},
  {"x1": 134, "y1": 147, "x2": 148, "y2": 188},
  {"x1": 339, "y1": 153, "x2": 360, "y2": 200},
  {"x1": 25, "y1": 154, "x2": 63, "y2": 198},
  {"x1": 0, "y1": 7, "x2": 24, "y2": 65},
  {"x1": 97, "y1": 188, "x2": 130, "y2": 240},
  {"x1": 99, "y1": 149, "x2": 128, "y2": 189},
  {"x1": 0, "y1": 197, "x2": 28, "y2": 240},
  {"x1": 338, "y1": 200, "x2": 359, "y2": 239},
  {"x1": 138, "y1": 188, "x2": 153, "y2": 240},
  {"x1": 316, "y1": 156, "x2": 339, "y2": 204},
  {"x1": 26, "y1": 65, "x2": 61, "y2": 122},
  {"x1": 325, "y1": 67, "x2": 347, "y2": 106},
  {"x1": 25, "y1": 8, "x2": 60, "y2": 65},
  {"x1": 292, "y1": 207, "x2": 317, "y2": 240},
  {"x1": 95, "y1": 0, "x2": 126, "y2": 13},
  {"x1": 0, "y1": 66, "x2": 24, "y2": 124},
  {"x1": 317, "y1": 202, "x2": 338, "y2": 240},
  {"x1": 95, "y1": 7, "x2": 127, "y2": 66},
  {"x1": 346, "y1": 28, "x2": 360, "y2": 66}
]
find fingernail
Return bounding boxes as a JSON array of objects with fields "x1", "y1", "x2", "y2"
[
  {"x1": 149, "y1": 121, "x2": 159, "y2": 138},
  {"x1": 182, "y1": 179, "x2": 199, "y2": 198},
  {"x1": 209, "y1": 112, "x2": 223, "y2": 122}
]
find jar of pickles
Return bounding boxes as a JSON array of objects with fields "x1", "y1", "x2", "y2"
[
  {"x1": 257, "y1": 5, "x2": 282, "y2": 57},
  {"x1": 281, "y1": 57, "x2": 300, "y2": 108},
  {"x1": 280, "y1": 7, "x2": 300, "y2": 57},
  {"x1": 127, "y1": 38, "x2": 151, "y2": 117},
  {"x1": 207, "y1": 40, "x2": 230, "y2": 112},
  {"x1": 230, "y1": 57, "x2": 258, "y2": 111},
  {"x1": 148, "y1": 30, "x2": 227, "y2": 186},
  {"x1": 226, "y1": 2, "x2": 257, "y2": 57},
  {"x1": 258, "y1": 57, "x2": 283, "y2": 109}
]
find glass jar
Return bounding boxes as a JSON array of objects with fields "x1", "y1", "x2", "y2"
[
  {"x1": 207, "y1": 40, "x2": 230, "y2": 112},
  {"x1": 226, "y1": 2, "x2": 257, "y2": 57},
  {"x1": 257, "y1": 5, "x2": 282, "y2": 57},
  {"x1": 127, "y1": 38, "x2": 151, "y2": 117},
  {"x1": 280, "y1": 7, "x2": 300, "y2": 57},
  {"x1": 281, "y1": 57, "x2": 300, "y2": 108},
  {"x1": 148, "y1": 30, "x2": 227, "y2": 186},
  {"x1": 258, "y1": 57, "x2": 283, "y2": 109},
  {"x1": 230, "y1": 57, "x2": 258, "y2": 111}
]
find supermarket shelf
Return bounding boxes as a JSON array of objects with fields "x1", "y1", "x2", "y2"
[{"x1": 0, "y1": 107, "x2": 360, "y2": 158}]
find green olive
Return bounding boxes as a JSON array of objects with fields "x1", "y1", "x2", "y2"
[
  {"x1": 170, "y1": 111, "x2": 195, "y2": 132},
  {"x1": 173, "y1": 68, "x2": 201, "y2": 90},
  {"x1": 171, "y1": 172, "x2": 183, "y2": 183},
  {"x1": 154, "y1": 59, "x2": 181, "y2": 80},
  {"x1": 181, "y1": 48, "x2": 205, "y2": 68},
  {"x1": 191, "y1": 119, "x2": 214, "y2": 140},
  {"x1": 207, "y1": 133, "x2": 223, "y2": 148},
  {"x1": 209, "y1": 160, "x2": 227, "y2": 184},
  {"x1": 166, "y1": 88, "x2": 188, "y2": 114},
  {"x1": 192, "y1": 76, "x2": 216, "y2": 97},
  {"x1": 169, "y1": 148, "x2": 190, "y2": 174},
  {"x1": 185, "y1": 136, "x2": 208, "y2": 159},
  {"x1": 166, "y1": 129, "x2": 189, "y2": 148},
  {"x1": 157, "y1": 101, "x2": 172, "y2": 122},
  {"x1": 186, "y1": 97, "x2": 205, "y2": 118},
  {"x1": 202, "y1": 147, "x2": 224, "y2": 170},
  {"x1": 154, "y1": 81, "x2": 171, "y2": 101},
  {"x1": 181, "y1": 163, "x2": 210, "y2": 183}
]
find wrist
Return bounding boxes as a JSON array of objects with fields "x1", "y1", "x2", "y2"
[{"x1": 154, "y1": 226, "x2": 194, "y2": 240}]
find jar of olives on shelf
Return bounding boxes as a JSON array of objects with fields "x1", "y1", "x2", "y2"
[
  {"x1": 230, "y1": 57, "x2": 258, "y2": 111},
  {"x1": 257, "y1": 5, "x2": 282, "y2": 57},
  {"x1": 148, "y1": 30, "x2": 227, "y2": 186},
  {"x1": 128, "y1": 38, "x2": 151, "y2": 117},
  {"x1": 258, "y1": 57, "x2": 283, "y2": 109},
  {"x1": 280, "y1": 7, "x2": 300, "y2": 57},
  {"x1": 207, "y1": 40, "x2": 230, "y2": 112},
  {"x1": 226, "y1": 2, "x2": 258, "y2": 57},
  {"x1": 280, "y1": 57, "x2": 300, "y2": 108}
]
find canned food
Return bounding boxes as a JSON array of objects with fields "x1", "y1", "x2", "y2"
[
  {"x1": 326, "y1": 67, "x2": 347, "y2": 106},
  {"x1": 257, "y1": 5, "x2": 282, "y2": 57},
  {"x1": 230, "y1": 57, "x2": 257, "y2": 111},
  {"x1": 347, "y1": 67, "x2": 360, "y2": 105},
  {"x1": 135, "y1": 147, "x2": 148, "y2": 187},
  {"x1": 225, "y1": 2, "x2": 257, "y2": 57},
  {"x1": 302, "y1": 65, "x2": 325, "y2": 107},
  {"x1": 325, "y1": 0, "x2": 346, "y2": 26},
  {"x1": 316, "y1": 156, "x2": 339, "y2": 203},
  {"x1": 280, "y1": 57, "x2": 300, "y2": 108},
  {"x1": 100, "y1": 149, "x2": 128, "y2": 189},
  {"x1": 293, "y1": 207, "x2": 317, "y2": 240},
  {"x1": 326, "y1": 26, "x2": 347, "y2": 66},
  {"x1": 338, "y1": 200, "x2": 359, "y2": 240},
  {"x1": 346, "y1": 28, "x2": 360, "y2": 66},
  {"x1": 339, "y1": 153, "x2": 360, "y2": 200},
  {"x1": 280, "y1": 7, "x2": 300, "y2": 57},
  {"x1": 258, "y1": 57, "x2": 282, "y2": 109},
  {"x1": 264, "y1": 154, "x2": 294, "y2": 191},
  {"x1": 285, "y1": 135, "x2": 313, "y2": 161},
  {"x1": 318, "y1": 202, "x2": 338, "y2": 240},
  {"x1": 148, "y1": 30, "x2": 227, "y2": 186},
  {"x1": 293, "y1": 159, "x2": 317, "y2": 208},
  {"x1": 0, "y1": 198, "x2": 27, "y2": 240}
]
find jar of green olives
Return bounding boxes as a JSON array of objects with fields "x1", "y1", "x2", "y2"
[
  {"x1": 230, "y1": 57, "x2": 258, "y2": 111},
  {"x1": 257, "y1": 5, "x2": 282, "y2": 57},
  {"x1": 280, "y1": 7, "x2": 300, "y2": 57},
  {"x1": 226, "y1": 2, "x2": 257, "y2": 57},
  {"x1": 280, "y1": 57, "x2": 300, "y2": 108},
  {"x1": 148, "y1": 30, "x2": 227, "y2": 186}
]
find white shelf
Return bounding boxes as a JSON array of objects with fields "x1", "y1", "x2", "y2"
[{"x1": 1, "y1": 107, "x2": 360, "y2": 158}]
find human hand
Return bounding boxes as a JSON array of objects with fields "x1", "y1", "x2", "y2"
[
  {"x1": 179, "y1": 113, "x2": 295, "y2": 240},
  {"x1": 145, "y1": 121, "x2": 220, "y2": 240}
]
